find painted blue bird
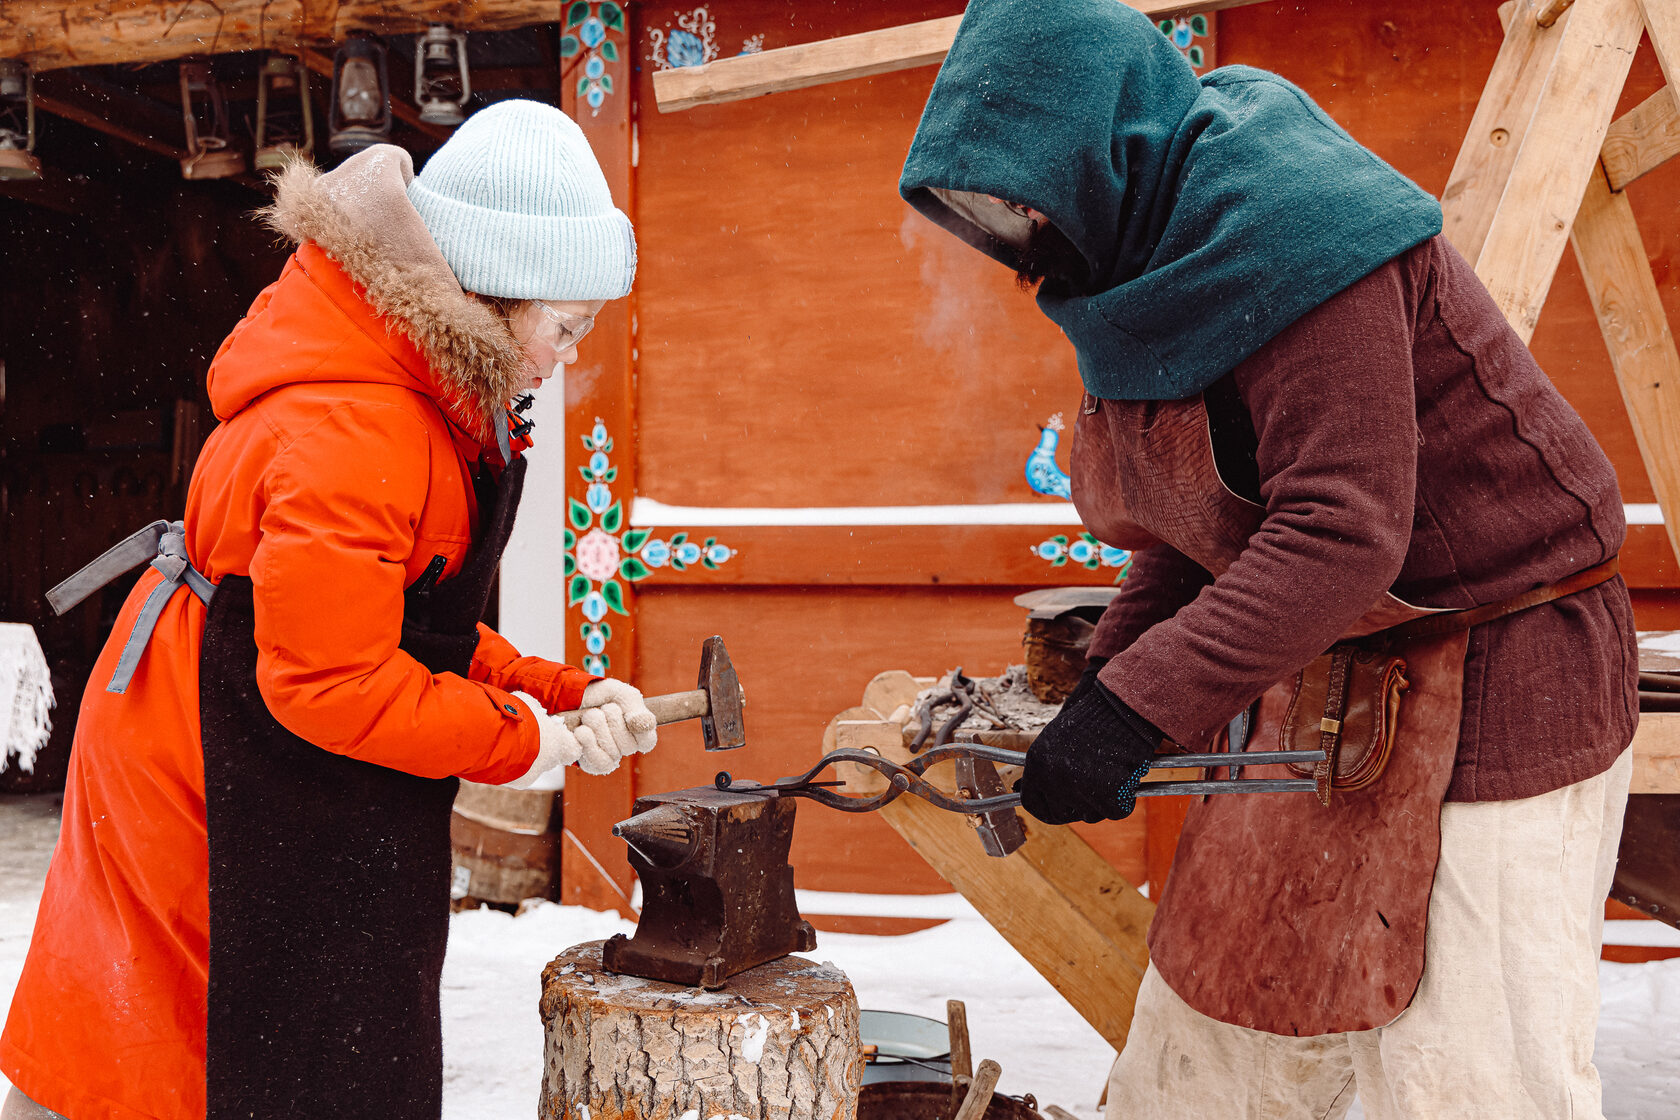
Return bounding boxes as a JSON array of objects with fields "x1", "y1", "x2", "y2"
[{"x1": 1025, "y1": 413, "x2": 1073, "y2": 499}]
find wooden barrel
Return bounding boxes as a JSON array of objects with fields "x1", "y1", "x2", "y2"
[{"x1": 450, "y1": 780, "x2": 562, "y2": 906}]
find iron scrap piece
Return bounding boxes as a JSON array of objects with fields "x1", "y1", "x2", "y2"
[{"x1": 603, "y1": 785, "x2": 816, "y2": 989}]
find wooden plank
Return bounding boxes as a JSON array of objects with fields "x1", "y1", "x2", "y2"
[
  {"x1": 1632, "y1": 712, "x2": 1680, "y2": 793},
  {"x1": 1601, "y1": 87, "x2": 1680, "y2": 192},
  {"x1": 651, "y1": 0, "x2": 1270, "y2": 113},
  {"x1": 1570, "y1": 162, "x2": 1680, "y2": 565},
  {"x1": 0, "y1": 0, "x2": 571, "y2": 72},
  {"x1": 850, "y1": 709, "x2": 1152, "y2": 1053},
  {"x1": 1472, "y1": 0, "x2": 1646, "y2": 343},
  {"x1": 1441, "y1": 0, "x2": 1573, "y2": 262},
  {"x1": 31, "y1": 70, "x2": 189, "y2": 162},
  {"x1": 1640, "y1": 0, "x2": 1680, "y2": 92}
]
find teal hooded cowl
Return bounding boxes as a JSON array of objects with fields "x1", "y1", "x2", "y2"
[{"x1": 898, "y1": 0, "x2": 1443, "y2": 402}]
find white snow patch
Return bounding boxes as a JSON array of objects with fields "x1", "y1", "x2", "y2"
[{"x1": 737, "y1": 1012, "x2": 770, "y2": 1063}]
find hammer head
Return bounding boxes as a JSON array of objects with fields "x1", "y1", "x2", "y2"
[{"x1": 698, "y1": 635, "x2": 746, "y2": 751}]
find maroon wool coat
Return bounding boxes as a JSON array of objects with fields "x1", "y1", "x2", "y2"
[{"x1": 1088, "y1": 234, "x2": 1638, "y2": 802}]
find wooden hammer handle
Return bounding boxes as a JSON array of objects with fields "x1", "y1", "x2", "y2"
[{"x1": 558, "y1": 689, "x2": 709, "y2": 729}]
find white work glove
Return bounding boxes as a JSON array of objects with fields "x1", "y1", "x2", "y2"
[{"x1": 500, "y1": 682, "x2": 657, "y2": 788}]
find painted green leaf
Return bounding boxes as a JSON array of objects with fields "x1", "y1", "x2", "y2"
[
  {"x1": 601, "y1": 2, "x2": 626, "y2": 31},
  {"x1": 1190, "y1": 14, "x2": 1209, "y2": 34},
  {"x1": 564, "y1": 553, "x2": 576, "y2": 576},
  {"x1": 577, "y1": 465, "x2": 593, "y2": 484},
  {"x1": 601, "y1": 39, "x2": 619, "y2": 62},
  {"x1": 1051, "y1": 534, "x2": 1068, "y2": 546},
  {"x1": 600, "y1": 74, "x2": 614, "y2": 94},
  {"x1": 565, "y1": 2, "x2": 590, "y2": 29},
  {"x1": 599, "y1": 623, "x2": 612, "y2": 641},
  {"x1": 670, "y1": 558, "x2": 686, "y2": 572},
  {"x1": 670, "y1": 532, "x2": 687, "y2": 546},
  {"x1": 604, "y1": 466, "x2": 618, "y2": 482},
  {"x1": 567, "y1": 574, "x2": 590, "y2": 605},
  {"x1": 1157, "y1": 19, "x2": 1174, "y2": 34},
  {"x1": 603, "y1": 437, "x2": 613, "y2": 452},
  {"x1": 602, "y1": 579, "x2": 627, "y2": 614},
  {"x1": 560, "y1": 34, "x2": 581, "y2": 56},
  {"x1": 623, "y1": 528, "x2": 651, "y2": 554},
  {"x1": 1052, "y1": 556, "x2": 1068, "y2": 567},
  {"x1": 577, "y1": 75, "x2": 592, "y2": 97},
  {"x1": 564, "y1": 527, "x2": 576, "y2": 550},
  {"x1": 602, "y1": 501, "x2": 623, "y2": 535},
  {"x1": 703, "y1": 536, "x2": 716, "y2": 548},
  {"x1": 568, "y1": 498, "x2": 592, "y2": 530},
  {"x1": 1188, "y1": 46, "x2": 1204, "y2": 67},
  {"x1": 578, "y1": 622, "x2": 593, "y2": 641},
  {"x1": 702, "y1": 556, "x2": 718, "y2": 571},
  {"x1": 620, "y1": 556, "x2": 651, "y2": 582}
]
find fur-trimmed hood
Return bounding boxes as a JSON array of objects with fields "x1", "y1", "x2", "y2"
[{"x1": 255, "y1": 146, "x2": 532, "y2": 436}]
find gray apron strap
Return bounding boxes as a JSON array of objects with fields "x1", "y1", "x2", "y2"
[{"x1": 46, "y1": 520, "x2": 215, "y2": 694}]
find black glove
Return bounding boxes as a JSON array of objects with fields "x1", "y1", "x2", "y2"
[
  {"x1": 1018, "y1": 671, "x2": 1161, "y2": 825},
  {"x1": 1063, "y1": 656, "x2": 1109, "y2": 707}
]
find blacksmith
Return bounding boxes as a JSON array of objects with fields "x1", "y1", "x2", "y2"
[{"x1": 900, "y1": 2, "x2": 1636, "y2": 1117}]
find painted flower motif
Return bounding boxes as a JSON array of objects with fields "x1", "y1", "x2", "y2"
[
  {"x1": 668, "y1": 28, "x2": 707, "y2": 67},
  {"x1": 591, "y1": 420, "x2": 609, "y2": 447},
  {"x1": 583, "y1": 654, "x2": 607, "y2": 676},
  {"x1": 1101, "y1": 545, "x2": 1132, "y2": 568},
  {"x1": 582, "y1": 591, "x2": 608, "y2": 623},
  {"x1": 586, "y1": 482, "x2": 612, "y2": 513},
  {"x1": 576, "y1": 528, "x2": 620, "y2": 582},
  {"x1": 674, "y1": 541, "x2": 703, "y2": 567},
  {"x1": 705, "y1": 543, "x2": 732, "y2": 565},
  {"x1": 642, "y1": 539, "x2": 672, "y2": 568},
  {"x1": 585, "y1": 55, "x2": 605, "y2": 79},
  {"x1": 1036, "y1": 539, "x2": 1067, "y2": 563},
  {"x1": 1068, "y1": 538, "x2": 1096, "y2": 565},
  {"x1": 580, "y1": 16, "x2": 606, "y2": 47},
  {"x1": 584, "y1": 627, "x2": 608, "y2": 655},
  {"x1": 589, "y1": 451, "x2": 609, "y2": 476}
]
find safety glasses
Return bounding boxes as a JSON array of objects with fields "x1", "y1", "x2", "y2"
[{"x1": 535, "y1": 301, "x2": 595, "y2": 350}]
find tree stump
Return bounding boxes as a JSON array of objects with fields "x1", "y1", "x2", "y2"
[{"x1": 540, "y1": 941, "x2": 862, "y2": 1120}]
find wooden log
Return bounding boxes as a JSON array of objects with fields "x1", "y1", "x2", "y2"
[
  {"x1": 0, "y1": 0, "x2": 569, "y2": 73},
  {"x1": 652, "y1": 0, "x2": 1271, "y2": 113},
  {"x1": 1471, "y1": 0, "x2": 1646, "y2": 343},
  {"x1": 539, "y1": 941, "x2": 862, "y2": 1120},
  {"x1": 1569, "y1": 162, "x2": 1680, "y2": 565}
]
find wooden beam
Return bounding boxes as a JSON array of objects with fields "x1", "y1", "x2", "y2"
[
  {"x1": 1570, "y1": 162, "x2": 1680, "y2": 566},
  {"x1": 32, "y1": 71, "x2": 189, "y2": 162},
  {"x1": 652, "y1": 0, "x2": 1269, "y2": 114},
  {"x1": 0, "y1": 0, "x2": 569, "y2": 73},
  {"x1": 1472, "y1": 0, "x2": 1645, "y2": 343},
  {"x1": 1441, "y1": 0, "x2": 1570, "y2": 263},
  {"x1": 1632, "y1": 712, "x2": 1680, "y2": 793},
  {"x1": 1601, "y1": 87, "x2": 1680, "y2": 192},
  {"x1": 826, "y1": 674, "x2": 1154, "y2": 1054},
  {"x1": 0, "y1": 172, "x2": 124, "y2": 217}
]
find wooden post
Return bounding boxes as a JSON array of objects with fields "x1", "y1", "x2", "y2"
[
  {"x1": 1467, "y1": 0, "x2": 1646, "y2": 343},
  {"x1": 560, "y1": 1, "x2": 641, "y2": 915},
  {"x1": 1569, "y1": 164, "x2": 1680, "y2": 562},
  {"x1": 539, "y1": 941, "x2": 862, "y2": 1120}
]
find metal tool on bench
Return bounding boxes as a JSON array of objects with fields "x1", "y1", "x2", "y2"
[{"x1": 560, "y1": 634, "x2": 745, "y2": 751}]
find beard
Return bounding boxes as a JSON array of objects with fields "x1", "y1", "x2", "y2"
[{"x1": 1015, "y1": 220, "x2": 1087, "y2": 292}]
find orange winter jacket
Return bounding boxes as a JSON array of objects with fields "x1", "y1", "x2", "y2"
[{"x1": 1, "y1": 186, "x2": 592, "y2": 1118}]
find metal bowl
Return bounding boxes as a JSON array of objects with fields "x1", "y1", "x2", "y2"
[{"x1": 859, "y1": 1010, "x2": 953, "y2": 1085}]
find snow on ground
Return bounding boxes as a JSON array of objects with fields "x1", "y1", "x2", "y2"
[{"x1": 4, "y1": 794, "x2": 1680, "y2": 1118}]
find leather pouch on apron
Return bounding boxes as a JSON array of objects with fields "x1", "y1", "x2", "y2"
[
  {"x1": 201, "y1": 455, "x2": 526, "y2": 1119},
  {"x1": 1280, "y1": 643, "x2": 1410, "y2": 802}
]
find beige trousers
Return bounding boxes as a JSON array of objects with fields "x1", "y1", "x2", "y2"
[{"x1": 1107, "y1": 748, "x2": 1633, "y2": 1120}]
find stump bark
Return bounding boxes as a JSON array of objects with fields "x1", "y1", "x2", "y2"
[{"x1": 540, "y1": 941, "x2": 862, "y2": 1120}]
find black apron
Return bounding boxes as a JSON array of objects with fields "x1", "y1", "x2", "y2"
[{"x1": 200, "y1": 456, "x2": 526, "y2": 1119}]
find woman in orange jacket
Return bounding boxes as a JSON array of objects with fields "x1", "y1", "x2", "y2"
[{"x1": 1, "y1": 100, "x2": 649, "y2": 1120}]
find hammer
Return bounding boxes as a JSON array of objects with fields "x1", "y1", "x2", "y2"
[{"x1": 560, "y1": 635, "x2": 746, "y2": 751}]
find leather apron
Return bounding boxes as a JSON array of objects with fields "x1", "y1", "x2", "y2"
[
  {"x1": 200, "y1": 455, "x2": 527, "y2": 1118},
  {"x1": 1072, "y1": 393, "x2": 1468, "y2": 1036}
]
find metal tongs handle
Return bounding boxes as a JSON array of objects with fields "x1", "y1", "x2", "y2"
[{"x1": 716, "y1": 743, "x2": 1027, "y2": 814}]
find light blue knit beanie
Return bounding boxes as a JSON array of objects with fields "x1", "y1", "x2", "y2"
[{"x1": 407, "y1": 99, "x2": 635, "y2": 301}]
